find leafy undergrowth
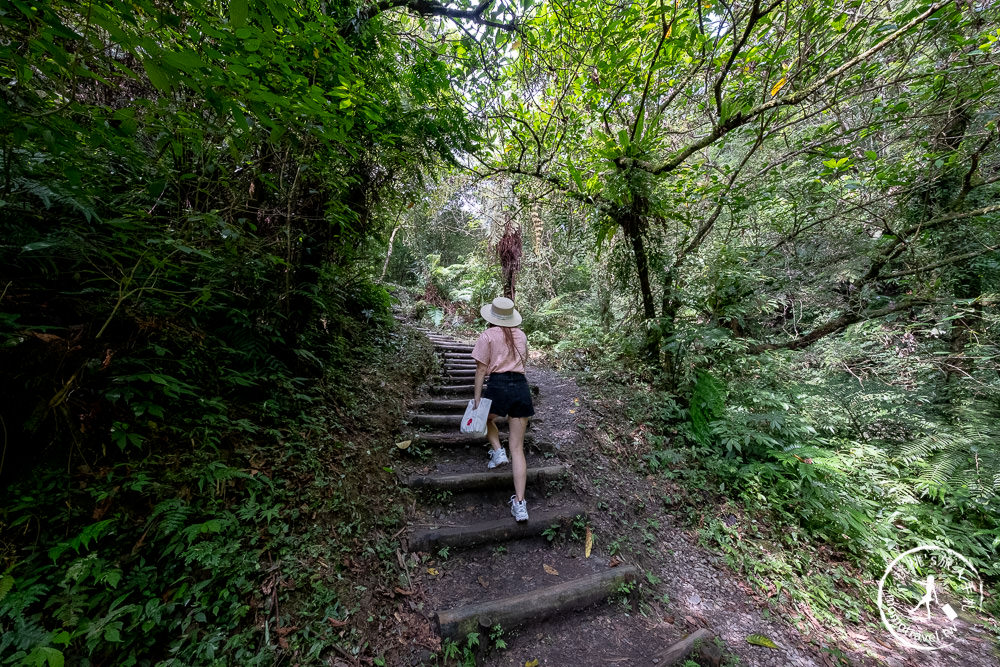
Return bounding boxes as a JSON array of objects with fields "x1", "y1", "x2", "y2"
[
  {"x1": 0, "y1": 297, "x2": 438, "y2": 665},
  {"x1": 575, "y1": 368, "x2": 1000, "y2": 662}
]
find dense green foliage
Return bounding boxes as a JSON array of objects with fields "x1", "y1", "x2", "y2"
[
  {"x1": 3, "y1": 0, "x2": 999, "y2": 661},
  {"x1": 0, "y1": 0, "x2": 466, "y2": 663}
]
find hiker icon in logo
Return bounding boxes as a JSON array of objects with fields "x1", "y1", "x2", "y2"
[{"x1": 911, "y1": 575, "x2": 937, "y2": 618}]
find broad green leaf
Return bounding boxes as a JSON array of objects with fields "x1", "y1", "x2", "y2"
[
  {"x1": 568, "y1": 162, "x2": 584, "y2": 191},
  {"x1": 230, "y1": 0, "x2": 249, "y2": 28},
  {"x1": 142, "y1": 60, "x2": 172, "y2": 92}
]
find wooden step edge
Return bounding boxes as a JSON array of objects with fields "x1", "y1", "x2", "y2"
[
  {"x1": 408, "y1": 414, "x2": 463, "y2": 426},
  {"x1": 409, "y1": 505, "x2": 587, "y2": 553},
  {"x1": 404, "y1": 464, "x2": 569, "y2": 491},
  {"x1": 653, "y1": 628, "x2": 721, "y2": 666},
  {"x1": 429, "y1": 384, "x2": 476, "y2": 394},
  {"x1": 435, "y1": 565, "x2": 639, "y2": 640},
  {"x1": 407, "y1": 414, "x2": 541, "y2": 429},
  {"x1": 410, "y1": 432, "x2": 537, "y2": 446},
  {"x1": 409, "y1": 399, "x2": 470, "y2": 412},
  {"x1": 429, "y1": 384, "x2": 540, "y2": 395}
]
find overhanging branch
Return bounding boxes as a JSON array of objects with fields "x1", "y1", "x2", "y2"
[
  {"x1": 748, "y1": 300, "x2": 929, "y2": 354},
  {"x1": 629, "y1": 0, "x2": 951, "y2": 176},
  {"x1": 356, "y1": 0, "x2": 519, "y2": 30}
]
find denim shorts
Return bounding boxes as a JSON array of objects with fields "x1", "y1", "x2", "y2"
[{"x1": 483, "y1": 372, "x2": 534, "y2": 418}]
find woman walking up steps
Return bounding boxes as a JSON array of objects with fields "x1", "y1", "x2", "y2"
[{"x1": 471, "y1": 297, "x2": 534, "y2": 523}]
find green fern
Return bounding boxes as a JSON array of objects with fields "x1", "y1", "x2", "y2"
[
  {"x1": 689, "y1": 369, "x2": 725, "y2": 446},
  {"x1": 0, "y1": 574, "x2": 14, "y2": 603},
  {"x1": 12, "y1": 177, "x2": 99, "y2": 222},
  {"x1": 148, "y1": 499, "x2": 193, "y2": 538},
  {"x1": 900, "y1": 409, "x2": 1000, "y2": 509}
]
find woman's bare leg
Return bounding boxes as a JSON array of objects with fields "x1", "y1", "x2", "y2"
[
  {"x1": 486, "y1": 414, "x2": 502, "y2": 452},
  {"x1": 509, "y1": 417, "x2": 528, "y2": 501}
]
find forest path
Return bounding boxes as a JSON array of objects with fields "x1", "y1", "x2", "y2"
[
  {"x1": 393, "y1": 325, "x2": 823, "y2": 666},
  {"x1": 392, "y1": 324, "x2": 996, "y2": 667}
]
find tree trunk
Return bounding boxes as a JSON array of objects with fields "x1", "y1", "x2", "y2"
[
  {"x1": 659, "y1": 267, "x2": 680, "y2": 390},
  {"x1": 380, "y1": 222, "x2": 402, "y2": 282},
  {"x1": 619, "y1": 206, "x2": 658, "y2": 363}
]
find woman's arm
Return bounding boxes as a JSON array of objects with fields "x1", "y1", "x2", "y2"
[{"x1": 474, "y1": 361, "x2": 488, "y2": 409}]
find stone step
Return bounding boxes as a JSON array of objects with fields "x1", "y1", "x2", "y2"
[
  {"x1": 407, "y1": 414, "x2": 539, "y2": 428},
  {"x1": 409, "y1": 504, "x2": 586, "y2": 553},
  {"x1": 435, "y1": 344, "x2": 474, "y2": 353},
  {"x1": 440, "y1": 372, "x2": 475, "y2": 379},
  {"x1": 403, "y1": 465, "x2": 568, "y2": 491},
  {"x1": 410, "y1": 399, "x2": 470, "y2": 413},
  {"x1": 430, "y1": 383, "x2": 539, "y2": 396},
  {"x1": 409, "y1": 413, "x2": 463, "y2": 427},
  {"x1": 430, "y1": 384, "x2": 477, "y2": 396},
  {"x1": 435, "y1": 566, "x2": 639, "y2": 640},
  {"x1": 410, "y1": 431, "x2": 537, "y2": 447}
]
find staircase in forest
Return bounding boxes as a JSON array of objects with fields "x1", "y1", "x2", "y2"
[{"x1": 399, "y1": 326, "x2": 639, "y2": 655}]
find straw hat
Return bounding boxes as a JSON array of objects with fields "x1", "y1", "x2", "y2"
[{"x1": 480, "y1": 297, "x2": 522, "y2": 327}]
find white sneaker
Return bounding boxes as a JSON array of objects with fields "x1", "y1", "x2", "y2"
[
  {"x1": 487, "y1": 448, "x2": 509, "y2": 469},
  {"x1": 509, "y1": 495, "x2": 528, "y2": 522}
]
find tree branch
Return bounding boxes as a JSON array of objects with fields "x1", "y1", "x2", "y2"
[
  {"x1": 632, "y1": 0, "x2": 951, "y2": 176},
  {"x1": 883, "y1": 246, "x2": 999, "y2": 280},
  {"x1": 630, "y1": 1, "x2": 675, "y2": 144},
  {"x1": 748, "y1": 300, "x2": 928, "y2": 353},
  {"x1": 356, "y1": 0, "x2": 519, "y2": 30}
]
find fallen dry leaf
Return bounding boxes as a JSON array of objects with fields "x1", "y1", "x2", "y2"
[
  {"x1": 477, "y1": 576, "x2": 489, "y2": 589},
  {"x1": 327, "y1": 617, "x2": 348, "y2": 628},
  {"x1": 525, "y1": 660, "x2": 539, "y2": 667},
  {"x1": 584, "y1": 526, "x2": 593, "y2": 558},
  {"x1": 395, "y1": 439, "x2": 411, "y2": 450},
  {"x1": 543, "y1": 563, "x2": 559, "y2": 576},
  {"x1": 28, "y1": 332, "x2": 64, "y2": 344},
  {"x1": 609, "y1": 555, "x2": 622, "y2": 568},
  {"x1": 426, "y1": 567, "x2": 439, "y2": 576},
  {"x1": 394, "y1": 587, "x2": 414, "y2": 596}
]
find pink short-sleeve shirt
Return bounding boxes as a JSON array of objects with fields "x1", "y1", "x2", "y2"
[{"x1": 471, "y1": 327, "x2": 528, "y2": 375}]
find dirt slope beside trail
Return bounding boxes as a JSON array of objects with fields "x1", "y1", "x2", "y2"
[{"x1": 525, "y1": 363, "x2": 998, "y2": 667}]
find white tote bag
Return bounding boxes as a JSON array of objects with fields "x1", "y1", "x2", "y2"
[{"x1": 460, "y1": 398, "x2": 492, "y2": 437}]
